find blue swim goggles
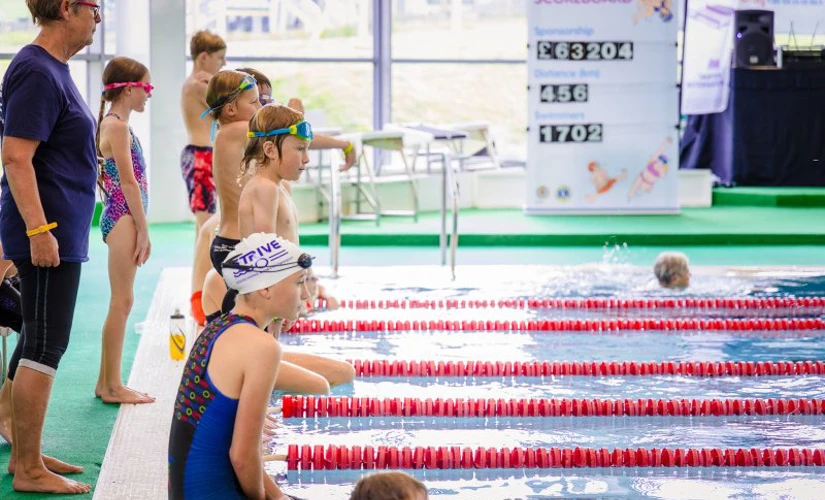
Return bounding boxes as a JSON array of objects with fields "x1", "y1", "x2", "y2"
[{"x1": 247, "y1": 120, "x2": 314, "y2": 141}]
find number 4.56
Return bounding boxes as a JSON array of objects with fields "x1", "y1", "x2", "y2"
[{"x1": 540, "y1": 84, "x2": 588, "y2": 103}]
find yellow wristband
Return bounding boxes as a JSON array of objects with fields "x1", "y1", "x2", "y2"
[
  {"x1": 26, "y1": 222, "x2": 57, "y2": 237},
  {"x1": 342, "y1": 142, "x2": 353, "y2": 155}
]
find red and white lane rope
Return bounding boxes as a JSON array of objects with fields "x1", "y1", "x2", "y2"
[
  {"x1": 337, "y1": 297, "x2": 825, "y2": 311},
  {"x1": 286, "y1": 317, "x2": 824, "y2": 333},
  {"x1": 281, "y1": 396, "x2": 825, "y2": 419},
  {"x1": 281, "y1": 444, "x2": 825, "y2": 470},
  {"x1": 349, "y1": 359, "x2": 825, "y2": 377}
]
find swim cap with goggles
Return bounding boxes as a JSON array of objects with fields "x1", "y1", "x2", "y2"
[
  {"x1": 200, "y1": 74, "x2": 257, "y2": 120},
  {"x1": 200, "y1": 74, "x2": 257, "y2": 142},
  {"x1": 221, "y1": 233, "x2": 313, "y2": 295}
]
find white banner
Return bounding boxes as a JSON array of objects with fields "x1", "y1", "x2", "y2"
[
  {"x1": 527, "y1": 0, "x2": 680, "y2": 214},
  {"x1": 681, "y1": 0, "x2": 825, "y2": 115}
]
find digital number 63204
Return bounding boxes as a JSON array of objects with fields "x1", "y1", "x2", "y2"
[
  {"x1": 536, "y1": 41, "x2": 633, "y2": 61},
  {"x1": 539, "y1": 124, "x2": 603, "y2": 143}
]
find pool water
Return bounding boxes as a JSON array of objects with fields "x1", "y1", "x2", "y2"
[{"x1": 267, "y1": 265, "x2": 825, "y2": 499}]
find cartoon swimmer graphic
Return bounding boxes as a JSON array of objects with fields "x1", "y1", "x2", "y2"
[
  {"x1": 633, "y1": 0, "x2": 674, "y2": 24},
  {"x1": 627, "y1": 137, "x2": 674, "y2": 201},
  {"x1": 585, "y1": 162, "x2": 627, "y2": 203}
]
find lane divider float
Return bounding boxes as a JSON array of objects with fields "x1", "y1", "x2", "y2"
[
  {"x1": 337, "y1": 297, "x2": 825, "y2": 311},
  {"x1": 286, "y1": 317, "x2": 824, "y2": 334},
  {"x1": 281, "y1": 396, "x2": 825, "y2": 419},
  {"x1": 349, "y1": 359, "x2": 825, "y2": 377},
  {"x1": 269, "y1": 445, "x2": 825, "y2": 470}
]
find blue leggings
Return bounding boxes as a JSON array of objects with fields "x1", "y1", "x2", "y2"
[{"x1": 7, "y1": 260, "x2": 81, "y2": 378}]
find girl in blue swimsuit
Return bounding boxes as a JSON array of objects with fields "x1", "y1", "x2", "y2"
[{"x1": 169, "y1": 233, "x2": 310, "y2": 499}]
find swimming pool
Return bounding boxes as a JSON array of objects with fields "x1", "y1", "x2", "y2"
[{"x1": 267, "y1": 265, "x2": 825, "y2": 499}]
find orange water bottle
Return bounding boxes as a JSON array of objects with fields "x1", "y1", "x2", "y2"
[{"x1": 169, "y1": 308, "x2": 187, "y2": 361}]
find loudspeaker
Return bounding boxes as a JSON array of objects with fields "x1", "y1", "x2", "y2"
[{"x1": 733, "y1": 10, "x2": 775, "y2": 68}]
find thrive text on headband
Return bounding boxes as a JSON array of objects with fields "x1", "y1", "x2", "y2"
[
  {"x1": 247, "y1": 120, "x2": 314, "y2": 141},
  {"x1": 223, "y1": 252, "x2": 313, "y2": 278}
]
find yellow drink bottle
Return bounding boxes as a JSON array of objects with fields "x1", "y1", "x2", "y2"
[{"x1": 169, "y1": 308, "x2": 187, "y2": 361}]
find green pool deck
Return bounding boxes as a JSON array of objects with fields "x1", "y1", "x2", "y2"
[
  {"x1": 292, "y1": 206, "x2": 825, "y2": 246},
  {"x1": 712, "y1": 187, "x2": 825, "y2": 207}
]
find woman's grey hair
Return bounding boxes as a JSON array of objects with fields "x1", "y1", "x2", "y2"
[
  {"x1": 653, "y1": 252, "x2": 689, "y2": 287},
  {"x1": 26, "y1": 0, "x2": 69, "y2": 25}
]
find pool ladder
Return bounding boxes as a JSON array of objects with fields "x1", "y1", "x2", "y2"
[{"x1": 326, "y1": 150, "x2": 459, "y2": 279}]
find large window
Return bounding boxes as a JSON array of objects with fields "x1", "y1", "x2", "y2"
[
  {"x1": 186, "y1": 0, "x2": 373, "y2": 59},
  {"x1": 186, "y1": 0, "x2": 375, "y2": 136},
  {"x1": 0, "y1": 2, "x2": 38, "y2": 54},
  {"x1": 218, "y1": 60, "x2": 373, "y2": 132},
  {"x1": 392, "y1": 63, "x2": 526, "y2": 154},
  {"x1": 392, "y1": 0, "x2": 526, "y2": 60},
  {"x1": 391, "y1": 0, "x2": 527, "y2": 156}
]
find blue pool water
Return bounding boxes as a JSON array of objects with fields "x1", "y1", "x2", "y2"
[{"x1": 267, "y1": 266, "x2": 825, "y2": 499}]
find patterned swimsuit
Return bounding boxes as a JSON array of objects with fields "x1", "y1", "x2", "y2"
[
  {"x1": 99, "y1": 113, "x2": 149, "y2": 241},
  {"x1": 168, "y1": 313, "x2": 254, "y2": 499}
]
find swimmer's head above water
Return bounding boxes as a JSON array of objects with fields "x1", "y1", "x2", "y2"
[{"x1": 654, "y1": 251, "x2": 690, "y2": 289}]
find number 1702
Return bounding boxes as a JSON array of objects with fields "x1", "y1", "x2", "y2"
[{"x1": 539, "y1": 124, "x2": 603, "y2": 143}]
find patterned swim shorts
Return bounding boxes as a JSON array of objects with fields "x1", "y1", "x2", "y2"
[{"x1": 180, "y1": 145, "x2": 216, "y2": 214}]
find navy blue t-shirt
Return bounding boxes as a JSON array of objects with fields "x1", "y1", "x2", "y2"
[{"x1": 0, "y1": 45, "x2": 97, "y2": 262}]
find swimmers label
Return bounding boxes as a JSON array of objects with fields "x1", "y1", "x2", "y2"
[{"x1": 169, "y1": 309, "x2": 187, "y2": 361}]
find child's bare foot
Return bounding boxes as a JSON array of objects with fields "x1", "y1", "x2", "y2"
[
  {"x1": 12, "y1": 465, "x2": 90, "y2": 494},
  {"x1": 9, "y1": 453, "x2": 84, "y2": 475},
  {"x1": 96, "y1": 385, "x2": 155, "y2": 405}
]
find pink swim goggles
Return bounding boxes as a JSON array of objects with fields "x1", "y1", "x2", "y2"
[{"x1": 103, "y1": 82, "x2": 154, "y2": 96}]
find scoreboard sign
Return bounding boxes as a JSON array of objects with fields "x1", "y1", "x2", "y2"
[{"x1": 526, "y1": 0, "x2": 680, "y2": 214}]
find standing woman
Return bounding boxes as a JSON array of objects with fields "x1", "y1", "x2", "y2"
[
  {"x1": 0, "y1": 0, "x2": 101, "y2": 494},
  {"x1": 94, "y1": 56, "x2": 154, "y2": 405}
]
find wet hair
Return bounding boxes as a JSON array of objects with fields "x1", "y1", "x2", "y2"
[
  {"x1": 190, "y1": 30, "x2": 227, "y2": 59},
  {"x1": 350, "y1": 471, "x2": 427, "y2": 500},
  {"x1": 653, "y1": 252, "x2": 690, "y2": 288},
  {"x1": 204, "y1": 70, "x2": 252, "y2": 122},
  {"x1": 235, "y1": 67, "x2": 271, "y2": 90},
  {"x1": 241, "y1": 104, "x2": 304, "y2": 178},
  {"x1": 96, "y1": 57, "x2": 149, "y2": 157}
]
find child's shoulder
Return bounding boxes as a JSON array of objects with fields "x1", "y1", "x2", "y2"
[
  {"x1": 215, "y1": 121, "x2": 248, "y2": 145},
  {"x1": 245, "y1": 175, "x2": 280, "y2": 196},
  {"x1": 221, "y1": 120, "x2": 249, "y2": 138},
  {"x1": 100, "y1": 115, "x2": 128, "y2": 133}
]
